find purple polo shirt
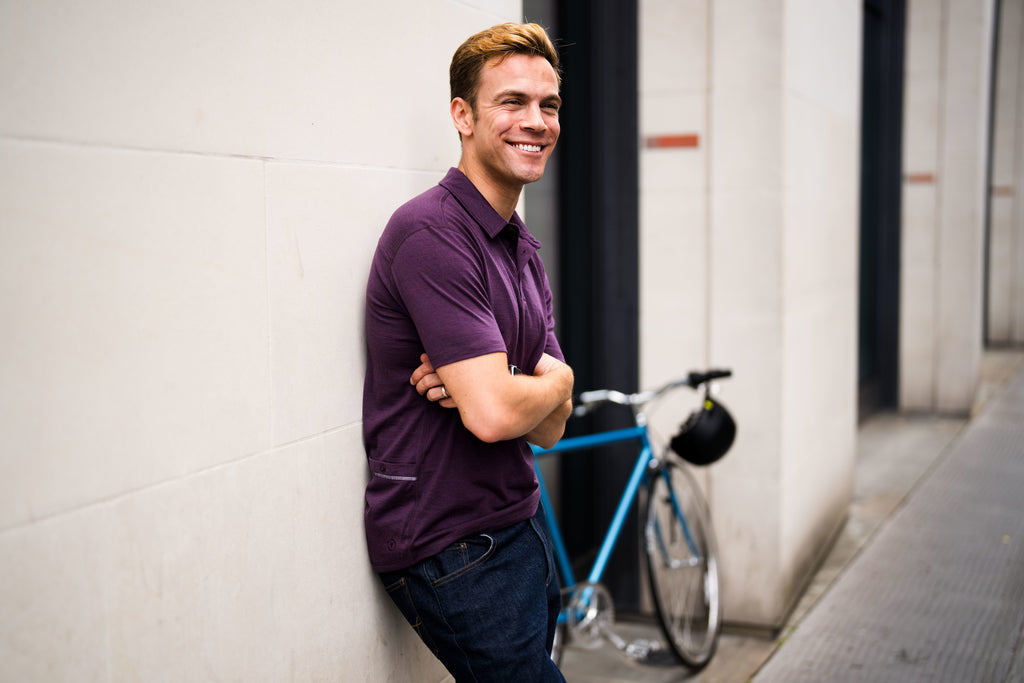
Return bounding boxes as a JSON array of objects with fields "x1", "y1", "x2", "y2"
[{"x1": 362, "y1": 168, "x2": 564, "y2": 572}]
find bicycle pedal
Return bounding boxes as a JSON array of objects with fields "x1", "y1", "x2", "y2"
[
  {"x1": 624, "y1": 638, "x2": 660, "y2": 661},
  {"x1": 628, "y1": 638, "x2": 681, "y2": 667}
]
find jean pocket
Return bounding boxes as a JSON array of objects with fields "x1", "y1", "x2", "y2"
[
  {"x1": 383, "y1": 576, "x2": 438, "y2": 654},
  {"x1": 530, "y1": 516, "x2": 557, "y2": 587},
  {"x1": 426, "y1": 533, "x2": 496, "y2": 587}
]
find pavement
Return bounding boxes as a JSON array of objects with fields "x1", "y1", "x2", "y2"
[{"x1": 558, "y1": 349, "x2": 1024, "y2": 683}]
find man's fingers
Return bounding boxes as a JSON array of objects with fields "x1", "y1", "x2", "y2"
[
  {"x1": 410, "y1": 360, "x2": 436, "y2": 387},
  {"x1": 414, "y1": 374, "x2": 437, "y2": 396},
  {"x1": 410, "y1": 353, "x2": 455, "y2": 406}
]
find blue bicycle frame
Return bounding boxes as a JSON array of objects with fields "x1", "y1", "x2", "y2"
[
  {"x1": 533, "y1": 372, "x2": 732, "y2": 667},
  {"x1": 531, "y1": 425, "x2": 654, "y2": 592}
]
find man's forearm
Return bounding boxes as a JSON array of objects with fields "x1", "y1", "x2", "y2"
[
  {"x1": 519, "y1": 352, "x2": 573, "y2": 446},
  {"x1": 417, "y1": 351, "x2": 573, "y2": 444},
  {"x1": 509, "y1": 364, "x2": 573, "y2": 439},
  {"x1": 525, "y1": 397, "x2": 573, "y2": 449},
  {"x1": 435, "y1": 352, "x2": 572, "y2": 444}
]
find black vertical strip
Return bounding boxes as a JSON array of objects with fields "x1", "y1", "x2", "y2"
[
  {"x1": 859, "y1": 0, "x2": 906, "y2": 413},
  {"x1": 555, "y1": 0, "x2": 641, "y2": 611}
]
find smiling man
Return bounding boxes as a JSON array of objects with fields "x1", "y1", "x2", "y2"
[{"x1": 362, "y1": 22, "x2": 573, "y2": 683}]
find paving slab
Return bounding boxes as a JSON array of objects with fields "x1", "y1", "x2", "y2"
[{"x1": 753, "y1": 370, "x2": 1024, "y2": 683}]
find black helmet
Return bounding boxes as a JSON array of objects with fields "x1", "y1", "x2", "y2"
[{"x1": 670, "y1": 398, "x2": 736, "y2": 466}]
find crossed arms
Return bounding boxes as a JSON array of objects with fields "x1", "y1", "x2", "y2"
[{"x1": 410, "y1": 351, "x2": 573, "y2": 449}]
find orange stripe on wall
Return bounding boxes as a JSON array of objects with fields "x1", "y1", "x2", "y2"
[
  {"x1": 992, "y1": 185, "x2": 1014, "y2": 197},
  {"x1": 645, "y1": 134, "x2": 700, "y2": 149},
  {"x1": 904, "y1": 173, "x2": 935, "y2": 184}
]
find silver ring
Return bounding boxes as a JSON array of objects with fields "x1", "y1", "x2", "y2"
[{"x1": 439, "y1": 385, "x2": 449, "y2": 400}]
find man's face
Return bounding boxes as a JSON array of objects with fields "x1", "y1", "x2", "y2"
[{"x1": 458, "y1": 53, "x2": 561, "y2": 194}]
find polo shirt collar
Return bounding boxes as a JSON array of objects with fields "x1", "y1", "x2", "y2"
[{"x1": 439, "y1": 168, "x2": 541, "y2": 249}]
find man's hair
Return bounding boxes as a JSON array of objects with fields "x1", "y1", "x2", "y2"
[{"x1": 449, "y1": 22, "x2": 561, "y2": 109}]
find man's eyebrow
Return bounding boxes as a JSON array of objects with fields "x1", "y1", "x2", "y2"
[
  {"x1": 493, "y1": 89, "x2": 562, "y2": 105},
  {"x1": 493, "y1": 89, "x2": 526, "y2": 101}
]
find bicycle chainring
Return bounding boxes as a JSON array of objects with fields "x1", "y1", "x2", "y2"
[{"x1": 565, "y1": 582, "x2": 615, "y2": 650}]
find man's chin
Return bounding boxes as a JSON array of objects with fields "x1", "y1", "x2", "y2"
[{"x1": 516, "y1": 163, "x2": 549, "y2": 185}]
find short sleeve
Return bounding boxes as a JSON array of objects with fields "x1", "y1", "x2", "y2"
[
  {"x1": 389, "y1": 226, "x2": 507, "y2": 369},
  {"x1": 539, "y1": 265, "x2": 564, "y2": 364}
]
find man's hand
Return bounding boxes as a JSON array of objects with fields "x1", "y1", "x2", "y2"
[
  {"x1": 532, "y1": 352, "x2": 566, "y2": 379},
  {"x1": 411, "y1": 353, "x2": 457, "y2": 409}
]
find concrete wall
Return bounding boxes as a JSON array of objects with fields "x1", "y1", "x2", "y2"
[
  {"x1": 901, "y1": 0, "x2": 997, "y2": 412},
  {"x1": 638, "y1": 0, "x2": 711, "y2": 438},
  {"x1": 990, "y1": 0, "x2": 1024, "y2": 345},
  {"x1": 0, "y1": 1, "x2": 521, "y2": 680},
  {"x1": 639, "y1": 0, "x2": 861, "y2": 629}
]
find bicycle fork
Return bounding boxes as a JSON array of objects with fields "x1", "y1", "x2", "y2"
[{"x1": 650, "y1": 466, "x2": 703, "y2": 569}]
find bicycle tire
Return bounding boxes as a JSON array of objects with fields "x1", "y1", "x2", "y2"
[{"x1": 643, "y1": 455, "x2": 722, "y2": 669}]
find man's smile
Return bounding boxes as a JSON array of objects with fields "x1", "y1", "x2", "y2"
[{"x1": 510, "y1": 142, "x2": 543, "y2": 153}]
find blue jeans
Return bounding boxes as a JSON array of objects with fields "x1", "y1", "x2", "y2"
[{"x1": 379, "y1": 504, "x2": 565, "y2": 682}]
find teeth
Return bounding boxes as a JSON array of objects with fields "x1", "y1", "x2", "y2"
[{"x1": 514, "y1": 143, "x2": 542, "y2": 152}]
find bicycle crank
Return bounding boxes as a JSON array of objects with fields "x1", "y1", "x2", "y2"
[{"x1": 565, "y1": 582, "x2": 615, "y2": 649}]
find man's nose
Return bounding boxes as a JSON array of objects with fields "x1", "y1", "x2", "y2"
[{"x1": 521, "y1": 103, "x2": 546, "y2": 131}]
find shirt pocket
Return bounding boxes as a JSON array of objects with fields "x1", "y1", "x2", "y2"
[
  {"x1": 368, "y1": 457, "x2": 419, "y2": 484},
  {"x1": 366, "y1": 457, "x2": 420, "y2": 557}
]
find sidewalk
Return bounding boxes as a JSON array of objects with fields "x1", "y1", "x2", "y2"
[{"x1": 558, "y1": 350, "x2": 1024, "y2": 682}]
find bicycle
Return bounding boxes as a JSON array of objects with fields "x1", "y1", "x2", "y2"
[{"x1": 531, "y1": 369, "x2": 736, "y2": 670}]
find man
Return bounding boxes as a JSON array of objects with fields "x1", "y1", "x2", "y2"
[{"x1": 362, "y1": 22, "x2": 573, "y2": 682}]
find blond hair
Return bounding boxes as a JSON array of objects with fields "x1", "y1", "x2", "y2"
[{"x1": 449, "y1": 22, "x2": 561, "y2": 108}]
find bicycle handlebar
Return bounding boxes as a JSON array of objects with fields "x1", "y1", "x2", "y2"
[{"x1": 572, "y1": 368, "x2": 732, "y2": 417}]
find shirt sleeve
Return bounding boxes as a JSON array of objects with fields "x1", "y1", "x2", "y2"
[
  {"x1": 389, "y1": 226, "x2": 508, "y2": 369},
  {"x1": 539, "y1": 264, "x2": 565, "y2": 364}
]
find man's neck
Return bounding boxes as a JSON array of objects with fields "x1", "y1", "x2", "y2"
[{"x1": 457, "y1": 160, "x2": 521, "y2": 222}]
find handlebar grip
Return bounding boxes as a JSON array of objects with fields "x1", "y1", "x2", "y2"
[{"x1": 688, "y1": 368, "x2": 733, "y2": 386}]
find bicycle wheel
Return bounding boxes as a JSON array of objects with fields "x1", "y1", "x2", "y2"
[{"x1": 643, "y1": 456, "x2": 722, "y2": 669}]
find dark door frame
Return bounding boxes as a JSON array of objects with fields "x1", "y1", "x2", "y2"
[
  {"x1": 859, "y1": 0, "x2": 906, "y2": 415},
  {"x1": 554, "y1": 0, "x2": 641, "y2": 611}
]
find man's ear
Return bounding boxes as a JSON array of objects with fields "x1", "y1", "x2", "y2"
[{"x1": 451, "y1": 97, "x2": 474, "y2": 138}]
